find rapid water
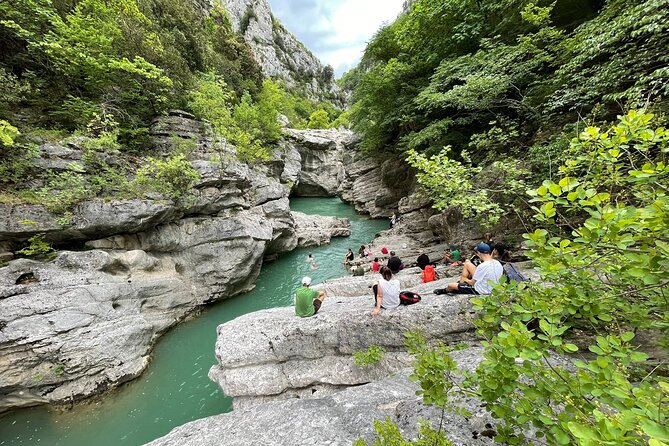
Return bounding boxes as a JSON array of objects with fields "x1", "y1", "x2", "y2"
[{"x1": 0, "y1": 198, "x2": 387, "y2": 446}]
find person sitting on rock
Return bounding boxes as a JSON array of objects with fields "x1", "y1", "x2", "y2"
[
  {"x1": 443, "y1": 245, "x2": 461, "y2": 264},
  {"x1": 371, "y1": 266, "x2": 400, "y2": 316},
  {"x1": 295, "y1": 276, "x2": 326, "y2": 317},
  {"x1": 358, "y1": 245, "x2": 367, "y2": 258},
  {"x1": 492, "y1": 243, "x2": 512, "y2": 263},
  {"x1": 371, "y1": 257, "x2": 381, "y2": 272},
  {"x1": 343, "y1": 248, "x2": 354, "y2": 266},
  {"x1": 352, "y1": 263, "x2": 365, "y2": 277},
  {"x1": 387, "y1": 251, "x2": 404, "y2": 274},
  {"x1": 434, "y1": 243, "x2": 503, "y2": 295},
  {"x1": 416, "y1": 252, "x2": 430, "y2": 270}
]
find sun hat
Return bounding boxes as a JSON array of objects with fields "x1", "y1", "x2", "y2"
[
  {"x1": 302, "y1": 276, "x2": 312, "y2": 286},
  {"x1": 474, "y1": 243, "x2": 491, "y2": 253}
]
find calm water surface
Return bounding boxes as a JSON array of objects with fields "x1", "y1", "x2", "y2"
[{"x1": 0, "y1": 197, "x2": 387, "y2": 446}]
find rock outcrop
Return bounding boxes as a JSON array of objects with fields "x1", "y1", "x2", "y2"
[
  {"x1": 0, "y1": 114, "x2": 356, "y2": 412},
  {"x1": 208, "y1": 272, "x2": 479, "y2": 409},
  {"x1": 219, "y1": 0, "x2": 343, "y2": 105},
  {"x1": 150, "y1": 349, "x2": 539, "y2": 446},
  {"x1": 291, "y1": 212, "x2": 351, "y2": 247}
]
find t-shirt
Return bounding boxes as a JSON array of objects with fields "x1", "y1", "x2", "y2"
[
  {"x1": 451, "y1": 250, "x2": 461, "y2": 261},
  {"x1": 371, "y1": 261, "x2": 380, "y2": 272},
  {"x1": 387, "y1": 256, "x2": 402, "y2": 273},
  {"x1": 346, "y1": 252, "x2": 354, "y2": 262},
  {"x1": 417, "y1": 254, "x2": 430, "y2": 270},
  {"x1": 472, "y1": 259, "x2": 503, "y2": 295},
  {"x1": 378, "y1": 278, "x2": 400, "y2": 309},
  {"x1": 295, "y1": 287, "x2": 320, "y2": 317}
]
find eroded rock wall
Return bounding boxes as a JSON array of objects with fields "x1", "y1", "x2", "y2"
[{"x1": 0, "y1": 114, "x2": 356, "y2": 412}]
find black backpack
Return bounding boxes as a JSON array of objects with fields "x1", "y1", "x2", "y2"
[
  {"x1": 399, "y1": 290, "x2": 422, "y2": 305},
  {"x1": 502, "y1": 262, "x2": 529, "y2": 283}
]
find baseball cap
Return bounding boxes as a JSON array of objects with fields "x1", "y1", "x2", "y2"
[
  {"x1": 474, "y1": 243, "x2": 491, "y2": 253},
  {"x1": 302, "y1": 276, "x2": 312, "y2": 286}
]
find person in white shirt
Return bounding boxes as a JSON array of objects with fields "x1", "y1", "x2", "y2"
[
  {"x1": 371, "y1": 266, "x2": 400, "y2": 316},
  {"x1": 434, "y1": 243, "x2": 503, "y2": 295}
]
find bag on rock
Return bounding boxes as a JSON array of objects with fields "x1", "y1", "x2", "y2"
[
  {"x1": 421, "y1": 265, "x2": 436, "y2": 283},
  {"x1": 502, "y1": 262, "x2": 529, "y2": 283},
  {"x1": 399, "y1": 290, "x2": 421, "y2": 305}
]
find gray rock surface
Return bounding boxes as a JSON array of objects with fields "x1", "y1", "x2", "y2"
[
  {"x1": 0, "y1": 117, "x2": 373, "y2": 412},
  {"x1": 149, "y1": 349, "x2": 539, "y2": 446},
  {"x1": 208, "y1": 283, "x2": 479, "y2": 408},
  {"x1": 292, "y1": 211, "x2": 350, "y2": 247},
  {"x1": 219, "y1": 0, "x2": 343, "y2": 105}
]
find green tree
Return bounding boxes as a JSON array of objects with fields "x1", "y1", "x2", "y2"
[{"x1": 307, "y1": 109, "x2": 330, "y2": 129}]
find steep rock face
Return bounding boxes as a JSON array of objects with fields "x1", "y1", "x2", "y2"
[
  {"x1": 220, "y1": 0, "x2": 342, "y2": 105},
  {"x1": 0, "y1": 115, "x2": 358, "y2": 412},
  {"x1": 151, "y1": 350, "x2": 541, "y2": 446},
  {"x1": 208, "y1": 272, "x2": 480, "y2": 409}
]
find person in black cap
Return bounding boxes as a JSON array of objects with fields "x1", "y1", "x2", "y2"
[{"x1": 434, "y1": 243, "x2": 503, "y2": 295}]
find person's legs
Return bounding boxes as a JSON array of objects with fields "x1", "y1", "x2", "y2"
[
  {"x1": 456, "y1": 283, "x2": 478, "y2": 295},
  {"x1": 313, "y1": 299, "x2": 323, "y2": 314},
  {"x1": 372, "y1": 284, "x2": 379, "y2": 305},
  {"x1": 460, "y1": 261, "x2": 476, "y2": 282},
  {"x1": 435, "y1": 282, "x2": 459, "y2": 294}
]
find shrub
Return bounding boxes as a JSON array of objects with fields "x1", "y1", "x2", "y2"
[
  {"x1": 307, "y1": 109, "x2": 330, "y2": 129},
  {"x1": 18, "y1": 234, "x2": 55, "y2": 260},
  {"x1": 134, "y1": 153, "x2": 200, "y2": 200}
]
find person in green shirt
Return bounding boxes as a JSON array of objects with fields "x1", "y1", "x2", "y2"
[
  {"x1": 295, "y1": 276, "x2": 326, "y2": 317},
  {"x1": 443, "y1": 245, "x2": 461, "y2": 264}
]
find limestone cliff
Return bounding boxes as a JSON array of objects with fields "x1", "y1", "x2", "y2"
[{"x1": 219, "y1": 0, "x2": 344, "y2": 105}]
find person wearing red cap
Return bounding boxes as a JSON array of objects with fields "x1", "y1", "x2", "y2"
[{"x1": 434, "y1": 243, "x2": 503, "y2": 295}]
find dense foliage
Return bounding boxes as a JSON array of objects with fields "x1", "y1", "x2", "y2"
[
  {"x1": 349, "y1": 0, "x2": 668, "y2": 167},
  {"x1": 0, "y1": 0, "x2": 343, "y2": 210}
]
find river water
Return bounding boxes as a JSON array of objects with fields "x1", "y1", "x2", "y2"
[{"x1": 0, "y1": 198, "x2": 387, "y2": 446}]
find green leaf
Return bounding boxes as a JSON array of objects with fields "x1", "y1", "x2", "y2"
[
  {"x1": 563, "y1": 343, "x2": 579, "y2": 352},
  {"x1": 641, "y1": 420, "x2": 669, "y2": 441}
]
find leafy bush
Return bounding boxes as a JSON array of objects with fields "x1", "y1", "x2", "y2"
[
  {"x1": 406, "y1": 148, "x2": 528, "y2": 227},
  {"x1": 134, "y1": 153, "x2": 200, "y2": 200},
  {"x1": 18, "y1": 234, "x2": 55, "y2": 260},
  {"x1": 383, "y1": 111, "x2": 669, "y2": 445},
  {"x1": 353, "y1": 345, "x2": 386, "y2": 367},
  {"x1": 0, "y1": 120, "x2": 20, "y2": 146},
  {"x1": 307, "y1": 109, "x2": 330, "y2": 129}
]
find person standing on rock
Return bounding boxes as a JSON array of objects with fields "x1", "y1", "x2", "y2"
[
  {"x1": 295, "y1": 277, "x2": 326, "y2": 317},
  {"x1": 371, "y1": 266, "x2": 400, "y2": 316}
]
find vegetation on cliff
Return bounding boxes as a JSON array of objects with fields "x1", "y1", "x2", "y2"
[
  {"x1": 0, "y1": 0, "x2": 343, "y2": 214},
  {"x1": 349, "y1": 0, "x2": 668, "y2": 444}
]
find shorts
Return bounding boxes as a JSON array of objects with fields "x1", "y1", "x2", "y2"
[
  {"x1": 313, "y1": 299, "x2": 322, "y2": 314},
  {"x1": 457, "y1": 283, "x2": 479, "y2": 295}
]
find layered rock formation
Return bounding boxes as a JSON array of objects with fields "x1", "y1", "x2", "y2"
[
  {"x1": 150, "y1": 350, "x2": 520, "y2": 446},
  {"x1": 0, "y1": 113, "x2": 356, "y2": 412},
  {"x1": 208, "y1": 272, "x2": 480, "y2": 409},
  {"x1": 220, "y1": 0, "x2": 343, "y2": 105}
]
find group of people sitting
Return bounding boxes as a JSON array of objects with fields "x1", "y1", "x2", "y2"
[{"x1": 296, "y1": 235, "x2": 512, "y2": 318}]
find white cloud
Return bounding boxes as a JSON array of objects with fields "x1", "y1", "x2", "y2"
[{"x1": 267, "y1": 0, "x2": 405, "y2": 76}]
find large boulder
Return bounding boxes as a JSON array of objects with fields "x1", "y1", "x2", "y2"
[
  {"x1": 150, "y1": 349, "x2": 540, "y2": 446},
  {"x1": 291, "y1": 211, "x2": 351, "y2": 247},
  {"x1": 208, "y1": 275, "x2": 479, "y2": 409}
]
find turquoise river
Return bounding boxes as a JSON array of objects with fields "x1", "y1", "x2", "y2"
[{"x1": 0, "y1": 197, "x2": 388, "y2": 446}]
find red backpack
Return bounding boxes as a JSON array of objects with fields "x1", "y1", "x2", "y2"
[{"x1": 421, "y1": 265, "x2": 436, "y2": 283}]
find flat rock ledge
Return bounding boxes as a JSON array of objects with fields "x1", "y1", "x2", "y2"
[
  {"x1": 208, "y1": 273, "x2": 479, "y2": 410},
  {"x1": 150, "y1": 348, "x2": 538, "y2": 446}
]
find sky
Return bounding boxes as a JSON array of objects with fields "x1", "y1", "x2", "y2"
[{"x1": 267, "y1": 0, "x2": 405, "y2": 77}]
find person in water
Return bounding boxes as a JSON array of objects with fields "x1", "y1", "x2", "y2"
[
  {"x1": 434, "y1": 243, "x2": 503, "y2": 295},
  {"x1": 371, "y1": 266, "x2": 400, "y2": 316},
  {"x1": 295, "y1": 276, "x2": 326, "y2": 317}
]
